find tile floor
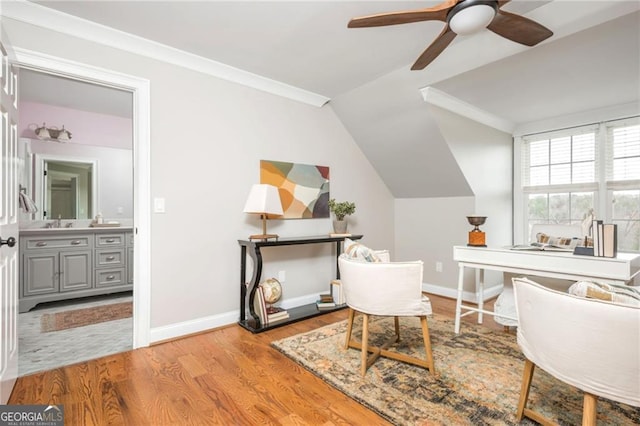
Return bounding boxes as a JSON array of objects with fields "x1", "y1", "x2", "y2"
[{"x1": 18, "y1": 292, "x2": 133, "y2": 377}]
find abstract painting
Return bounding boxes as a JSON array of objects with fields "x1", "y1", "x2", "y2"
[{"x1": 260, "y1": 160, "x2": 329, "y2": 219}]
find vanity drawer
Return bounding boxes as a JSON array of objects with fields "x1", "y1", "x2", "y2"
[
  {"x1": 95, "y1": 233, "x2": 125, "y2": 247},
  {"x1": 95, "y1": 248, "x2": 125, "y2": 268},
  {"x1": 95, "y1": 268, "x2": 126, "y2": 287},
  {"x1": 23, "y1": 236, "x2": 91, "y2": 251}
]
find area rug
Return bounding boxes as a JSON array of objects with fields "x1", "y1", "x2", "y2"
[
  {"x1": 272, "y1": 314, "x2": 640, "y2": 426},
  {"x1": 40, "y1": 302, "x2": 132, "y2": 332}
]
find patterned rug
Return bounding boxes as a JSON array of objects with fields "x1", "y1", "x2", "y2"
[
  {"x1": 40, "y1": 302, "x2": 133, "y2": 332},
  {"x1": 272, "y1": 314, "x2": 640, "y2": 426}
]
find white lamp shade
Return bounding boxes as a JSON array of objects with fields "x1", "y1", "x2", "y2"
[
  {"x1": 57, "y1": 126, "x2": 71, "y2": 141},
  {"x1": 35, "y1": 125, "x2": 50, "y2": 140},
  {"x1": 449, "y1": 5, "x2": 496, "y2": 35},
  {"x1": 243, "y1": 184, "x2": 283, "y2": 216}
]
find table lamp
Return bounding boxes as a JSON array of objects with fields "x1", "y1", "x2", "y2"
[{"x1": 243, "y1": 184, "x2": 283, "y2": 240}]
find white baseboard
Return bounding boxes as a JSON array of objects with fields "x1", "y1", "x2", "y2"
[
  {"x1": 149, "y1": 292, "x2": 325, "y2": 344},
  {"x1": 149, "y1": 285, "x2": 507, "y2": 343},
  {"x1": 421, "y1": 282, "x2": 503, "y2": 303},
  {"x1": 149, "y1": 311, "x2": 238, "y2": 343}
]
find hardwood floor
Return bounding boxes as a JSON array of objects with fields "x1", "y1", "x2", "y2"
[{"x1": 9, "y1": 294, "x2": 502, "y2": 425}]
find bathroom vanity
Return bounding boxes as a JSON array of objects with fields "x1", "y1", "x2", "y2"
[{"x1": 19, "y1": 227, "x2": 133, "y2": 312}]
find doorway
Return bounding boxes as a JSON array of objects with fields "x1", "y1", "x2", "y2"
[{"x1": 14, "y1": 48, "x2": 151, "y2": 374}]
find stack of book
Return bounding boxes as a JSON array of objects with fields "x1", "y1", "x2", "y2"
[
  {"x1": 316, "y1": 293, "x2": 336, "y2": 309},
  {"x1": 592, "y1": 220, "x2": 617, "y2": 258},
  {"x1": 253, "y1": 286, "x2": 289, "y2": 325},
  {"x1": 265, "y1": 305, "x2": 289, "y2": 322}
]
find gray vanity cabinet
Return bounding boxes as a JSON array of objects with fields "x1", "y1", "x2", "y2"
[
  {"x1": 22, "y1": 251, "x2": 59, "y2": 296},
  {"x1": 19, "y1": 229, "x2": 133, "y2": 312},
  {"x1": 59, "y1": 250, "x2": 93, "y2": 292},
  {"x1": 95, "y1": 233, "x2": 126, "y2": 288},
  {"x1": 22, "y1": 235, "x2": 92, "y2": 300}
]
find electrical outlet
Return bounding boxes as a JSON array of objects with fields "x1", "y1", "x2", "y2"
[
  {"x1": 278, "y1": 270, "x2": 286, "y2": 283},
  {"x1": 435, "y1": 261, "x2": 443, "y2": 272}
]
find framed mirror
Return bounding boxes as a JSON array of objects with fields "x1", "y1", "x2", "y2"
[{"x1": 34, "y1": 154, "x2": 98, "y2": 220}]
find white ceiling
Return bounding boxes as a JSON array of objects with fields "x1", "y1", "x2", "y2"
[
  {"x1": 20, "y1": 69, "x2": 132, "y2": 117},
  {"x1": 19, "y1": 0, "x2": 640, "y2": 197}
]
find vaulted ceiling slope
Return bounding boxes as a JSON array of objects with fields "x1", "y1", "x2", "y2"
[
  {"x1": 16, "y1": 1, "x2": 640, "y2": 198},
  {"x1": 331, "y1": 9, "x2": 640, "y2": 197}
]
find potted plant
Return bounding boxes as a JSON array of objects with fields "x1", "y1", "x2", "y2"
[{"x1": 328, "y1": 198, "x2": 356, "y2": 234}]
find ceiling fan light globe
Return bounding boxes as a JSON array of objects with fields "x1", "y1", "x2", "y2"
[{"x1": 449, "y1": 5, "x2": 496, "y2": 35}]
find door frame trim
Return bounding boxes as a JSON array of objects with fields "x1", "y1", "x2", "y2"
[{"x1": 14, "y1": 47, "x2": 151, "y2": 348}]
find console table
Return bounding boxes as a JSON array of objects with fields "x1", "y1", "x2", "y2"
[
  {"x1": 238, "y1": 234, "x2": 363, "y2": 333},
  {"x1": 453, "y1": 245, "x2": 640, "y2": 334}
]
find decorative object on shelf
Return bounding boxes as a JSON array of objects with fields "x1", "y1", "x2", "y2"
[
  {"x1": 255, "y1": 278, "x2": 289, "y2": 324},
  {"x1": 243, "y1": 184, "x2": 283, "y2": 240},
  {"x1": 466, "y1": 215, "x2": 487, "y2": 247},
  {"x1": 591, "y1": 220, "x2": 618, "y2": 258},
  {"x1": 329, "y1": 198, "x2": 356, "y2": 234},
  {"x1": 260, "y1": 277, "x2": 282, "y2": 307},
  {"x1": 30, "y1": 122, "x2": 72, "y2": 142},
  {"x1": 260, "y1": 160, "x2": 330, "y2": 219},
  {"x1": 316, "y1": 293, "x2": 336, "y2": 309}
]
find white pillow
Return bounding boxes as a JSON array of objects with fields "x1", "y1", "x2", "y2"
[
  {"x1": 568, "y1": 280, "x2": 640, "y2": 307},
  {"x1": 343, "y1": 238, "x2": 381, "y2": 262}
]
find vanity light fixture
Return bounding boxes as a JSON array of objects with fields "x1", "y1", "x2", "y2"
[
  {"x1": 243, "y1": 184, "x2": 283, "y2": 240},
  {"x1": 34, "y1": 123, "x2": 72, "y2": 142}
]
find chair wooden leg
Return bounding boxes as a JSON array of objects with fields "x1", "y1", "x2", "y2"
[
  {"x1": 344, "y1": 308, "x2": 355, "y2": 350},
  {"x1": 419, "y1": 316, "x2": 435, "y2": 375},
  {"x1": 582, "y1": 393, "x2": 598, "y2": 426},
  {"x1": 516, "y1": 359, "x2": 535, "y2": 421},
  {"x1": 360, "y1": 313, "x2": 369, "y2": 376},
  {"x1": 393, "y1": 316, "x2": 400, "y2": 341}
]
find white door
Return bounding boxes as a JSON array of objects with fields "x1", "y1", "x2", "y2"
[{"x1": 0, "y1": 28, "x2": 20, "y2": 403}]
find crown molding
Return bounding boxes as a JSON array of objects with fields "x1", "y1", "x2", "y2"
[
  {"x1": 421, "y1": 86, "x2": 515, "y2": 134},
  {"x1": 1, "y1": 0, "x2": 330, "y2": 108}
]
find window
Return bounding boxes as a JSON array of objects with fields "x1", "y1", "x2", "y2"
[{"x1": 516, "y1": 116, "x2": 640, "y2": 252}]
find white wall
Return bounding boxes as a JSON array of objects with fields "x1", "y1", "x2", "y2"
[
  {"x1": 4, "y1": 18, "x2": 394, "y2": 336},
  {"x1": 394, "y1": 106, "x2": 512, "y2": 300}
]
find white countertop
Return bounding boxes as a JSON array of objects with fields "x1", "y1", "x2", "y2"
[{"x1": 20, "y1": 226, "x2": 133, "y2": 235}]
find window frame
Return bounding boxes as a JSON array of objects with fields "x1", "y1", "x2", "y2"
[{"x1": 514, "y1": 116, "x2": 639, "y2": 251}]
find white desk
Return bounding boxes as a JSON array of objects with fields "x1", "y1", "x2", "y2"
[{"x1": 452, "y1": 245, "x2": 640, "y2": 333}]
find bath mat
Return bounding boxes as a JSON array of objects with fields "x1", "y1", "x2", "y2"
[{"x1": 41, "y1": 302, "x2": 132, "y2": 332}]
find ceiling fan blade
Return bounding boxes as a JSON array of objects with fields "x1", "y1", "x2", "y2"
[
  {"x1": 487, "y1": 10, "x2": 553, "y2": 46},
  {"x1": 411, "y1": 25, "x2": 457, "y2": 70},
  {"x1": 348, "y1": 0, "x2": 459, "y2": 28}
]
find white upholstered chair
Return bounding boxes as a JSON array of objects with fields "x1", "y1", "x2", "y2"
[
  {"x1": 495, "y1": 223, "x2": 584, "y2": 327},
  {"x1": 338, "y1": 253, "x2": 435, "y2": 376},
  {"x1": 513, "y1": 277, "x2": 640, "y2": 425}
]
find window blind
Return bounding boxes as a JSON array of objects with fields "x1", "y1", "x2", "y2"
[
  {"x1": 521, "y1": 124, "x2": 599, "y2": 188},
  {"x1": 606, "y1": 117, "x2": 640, "y2": 182}
]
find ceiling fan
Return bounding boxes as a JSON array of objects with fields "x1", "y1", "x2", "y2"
[{"x1": 348, "y1": 0, "x2": 553, "y2": 70}]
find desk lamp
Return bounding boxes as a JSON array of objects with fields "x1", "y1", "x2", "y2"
[{"x1": 243, "y1": 184, "x2": 283, "y2": 240}]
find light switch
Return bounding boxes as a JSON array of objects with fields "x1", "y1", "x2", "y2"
[{"x1": 154, "y1": 197, "x2": 166, "y2": 213}]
